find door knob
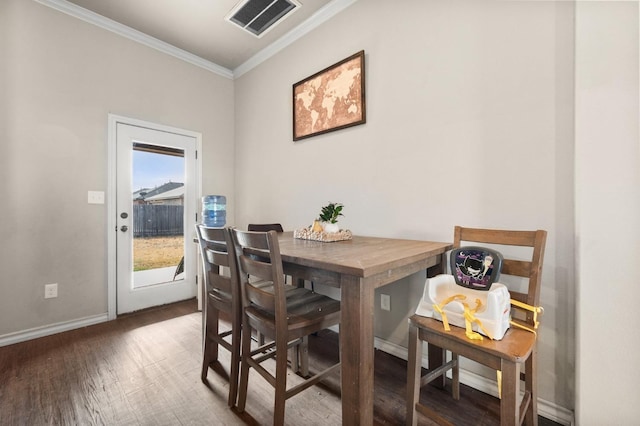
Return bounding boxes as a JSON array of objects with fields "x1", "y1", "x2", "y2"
[{"x1": 120, "y1": 225, "x2": 128, "y2": 232}]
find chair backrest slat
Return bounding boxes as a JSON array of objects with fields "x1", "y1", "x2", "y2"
[
  {"x1": 239, "y1": 255, "x2": 274, "y2": 279},
  {"x1": 208, "y1": 250, "x2": 229, "y2": 268},
  {"x1": 455, "y1": 227, "x2": 540, "y2": 247},
  {"x1": 509, "y1": 291, "x2": 528, "y2": 305},
  {"x1": 210, "y1": 273, "x2": 232, "y2": 294},
  {"x1": 501, "y1": 259, "x2": 531, "y2": 278},
  {"x1": 232, "y1": 229, "x2": 287, "y2": 320},
  {"x1": 239, "y1": 255, "x2": 278, "y2": 311},
  {"x1": 196, "y1": 225, "x2": 239, "y2": 301},
  {"x1": 248, "y1": 223, "x2": 284, "y2": 233},
  {"x1": 453, "y1": 226, "x2": 547, "y2": 326}
]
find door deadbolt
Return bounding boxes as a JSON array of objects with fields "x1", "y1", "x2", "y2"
[{"x1": 120, "y1": 212, "x2": 128, "y2": 219}]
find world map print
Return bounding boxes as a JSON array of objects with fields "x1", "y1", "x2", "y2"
[{"x1": 293, "y1": 51, "x2": 365, "y2": 140}]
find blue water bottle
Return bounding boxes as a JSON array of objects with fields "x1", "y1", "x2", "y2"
[{"x1": 202, "y1": 195, "x2": 226, "y2": 227}]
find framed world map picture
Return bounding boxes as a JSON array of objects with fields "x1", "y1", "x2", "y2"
[{"x1": 293, "y1": 50, "x2": 366, "y2": 141}]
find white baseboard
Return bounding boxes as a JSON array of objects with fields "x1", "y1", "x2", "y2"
[
  {"x1": 374, "y1": 337, "x2": 575, "y2": 426},
  {"x1": 0, "y1": 313, "x2": 109, "y2": 347}
]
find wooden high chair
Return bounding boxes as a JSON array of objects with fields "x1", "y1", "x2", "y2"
[
  {"x1": 195, "y1": 225, "x2": 242, "y2": 407},
  {"x1": 231, "y1": 229, "x2": 341, "y2": 425},
  {"x1": 406, "y1": 226, "x2": 547, "y2": 426}
]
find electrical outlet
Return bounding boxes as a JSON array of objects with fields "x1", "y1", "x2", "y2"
[
  {"x1": 88, "y1": 191, "x2": 105, "y2": 204},
  {"x1": 44, "y1": 283, "x2": 58, "y2": 299},
  {"x1": 381, "y1": 294, "x2": 391, "y2": 311}
]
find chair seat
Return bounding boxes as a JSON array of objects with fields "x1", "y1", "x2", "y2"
[
  {"x1": 207, "y1": 283, "x2": 302, "y2": 306},
  {"x1": 246, "y1": 292, "x2": 340, "y2": 339},
  {"x1": 409, "y1": 314, "x2": 536, "y2": 367}
]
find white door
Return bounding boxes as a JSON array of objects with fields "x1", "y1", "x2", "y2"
[{"x1": 115, "y1": 122, "x2": 198, "y2": 314}]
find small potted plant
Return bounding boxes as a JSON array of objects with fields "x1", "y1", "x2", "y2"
[{"x1": 317, "y1": 202, "x2": 344, "y2": 233}]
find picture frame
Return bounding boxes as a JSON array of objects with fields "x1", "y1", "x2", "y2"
[{"x1": 293, "y1": 50, "x2": 366, "y2": 141}]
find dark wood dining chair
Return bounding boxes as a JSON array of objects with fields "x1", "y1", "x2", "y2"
[
  {"x1": 406, "y1": 226, "x2": 547, "y2": 426},
  {"x1": 247, "y1": 222, "x2": 312, "y2": 375},
  {"x1": 195, "y1": 225, "x2": 241, "y2": 407},
  {"x1": 247, "y1": 223, "x2": 284, "y2": 233},
  {"x1": 249, "y1": 222, "x2": 315, "y2": 289},
  {"x1": 231, "y1": 229, "x2": 341, "y2": 425}
]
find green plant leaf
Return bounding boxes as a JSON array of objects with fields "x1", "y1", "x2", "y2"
[{"x1": 318, "y1": 202, "x2": 344, "y2": 224}]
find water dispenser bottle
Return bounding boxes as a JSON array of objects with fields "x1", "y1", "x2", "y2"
[{"x1": 202, "y1": 195, "x2": 226, "y2": 227}]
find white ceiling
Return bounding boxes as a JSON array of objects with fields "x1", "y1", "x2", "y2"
[{"x1": 41, "y1": 0, "x2": 355, "y2": 77}]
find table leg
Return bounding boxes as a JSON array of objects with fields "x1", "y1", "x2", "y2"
[{"x1": 340, "y1": 275, "x2": 375, "y2": 425}]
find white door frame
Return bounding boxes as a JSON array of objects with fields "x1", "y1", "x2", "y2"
[{"x1": 107, "y1": 114, "x2": 202, "y2": 320}]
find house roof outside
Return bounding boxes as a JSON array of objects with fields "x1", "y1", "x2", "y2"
[
  {"x1": 133, "y1": 188, "x2": 151, "y2": 199},
  {"x1": 144, "y1": 186, "x2": 184, "y2": 202},
  {"x1": 134, "y1": 182, "x2": 184, "y2": 201}
]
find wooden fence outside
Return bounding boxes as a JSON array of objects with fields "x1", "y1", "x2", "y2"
[{"x1": 133, "y1": 205, "x2": 184, "y2": 238}]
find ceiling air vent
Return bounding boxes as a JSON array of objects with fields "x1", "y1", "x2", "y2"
[{"x1": 226, "y1": 0, "x2": 301, "y2": 37}]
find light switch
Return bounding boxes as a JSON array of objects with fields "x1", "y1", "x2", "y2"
[{"x1": 88, "y1": 191, "x2": 105, "y2": 204}]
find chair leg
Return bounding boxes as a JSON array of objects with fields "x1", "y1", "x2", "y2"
[
  {"x1": 298, "y1": 336, "x2": 309, "y2": 377},
  {"x1": 237, "y1": 320, "x2": 253, "y2": 413},
  {"x1": 201, "y1": 335, "x2": 211, "y2": 382},
  {"x1": 427, "y1": 342, "x2": 446, "y2": 389},
  {"x1": 201, "y1": 305, "x2": 220, "y2": 382},
  {"x1": 525, "y1": 350, "x2": 538, "y2": 426},
  {"x1": 287, "y1": 335, "x2": 308, "y2": 376},
  {"x1": 451, "y1": 353, "x2": 460, "y2": 400},
  {"x1": 406, "y1": 323, "x2": 422, "y2": 426},
  {"x1": 227, "y1": 320, "x2": 241, "y2": 408},
  {"x1": 289, "y1": 346, "x2": 300, "y2": 373},
  {"x1": 274, "y1": 335, "x2": 289, "y2": 426},
  {"x1": 499, "y1": 360, "x2": 518, "y2": 426}
]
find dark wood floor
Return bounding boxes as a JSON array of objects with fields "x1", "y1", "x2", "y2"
[{"x1": 0, "y1": 299, "x2": 560, "y2": 425}]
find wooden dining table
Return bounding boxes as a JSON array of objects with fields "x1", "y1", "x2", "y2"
[{"x1": 276, "y1": 232, "x2": 452, "y2": 425}]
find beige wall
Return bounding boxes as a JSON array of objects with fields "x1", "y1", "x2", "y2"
[
  {"x1": 234, "y1": 0, "x2": 575, "y2": 414},
  {"x1": 0, "y1": 0, "x2": 234, "y2": 333},
  {"x1": 3, "y1": 0, "x2": 639, "y2": 422},
  {"x1": 575, "y1": 2, "x2": 639, "y2": 424}
]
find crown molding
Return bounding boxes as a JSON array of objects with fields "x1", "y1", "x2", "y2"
[
  {"x1": 33, "y1": 0, "x2": 234, "y2": 79},
  {"x1": 233, "y1": 0, "x2": 358, "y2": 78},
  {"x1": 34, "y1": 0, "x2": 357, "y2": 80}
]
